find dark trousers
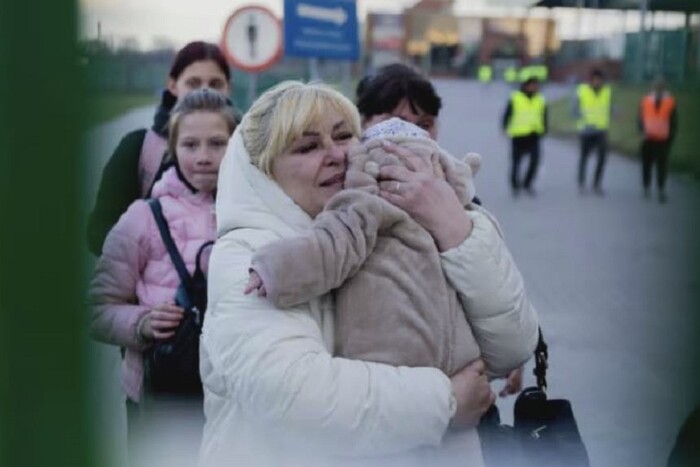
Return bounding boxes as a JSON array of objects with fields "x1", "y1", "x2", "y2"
[
  {"x1": 510, "y1": 135, "x2": 541, "y2": 190},
  {"x1": 578, "y1": 132, "x2": 608, "y2": 188},
  {"x1": 641, "y1": 139, "x2": 670, "y2": 192}
]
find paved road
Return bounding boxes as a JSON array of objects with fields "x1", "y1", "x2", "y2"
[
  {"x1": 87, "y1": 81, "x2": 700, "y2": 467},
  {"x1": 435, "y1": 79, "x2": 700, "y2": 467}
]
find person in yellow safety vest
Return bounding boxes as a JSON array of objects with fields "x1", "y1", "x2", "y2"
[
  {"x1": 573, "y1": 69, "x2": 612, "y2": 195},
  {"x1": 639, "y1": 79, "x2": 677, "y2": 203},
  {"x1": 477, "y1": 64, "x2": 493, "y2": 84},
  {"x1": 504, "y1": 66, "x2": 518, "y2": 84},
  {"x1": 502, "y1": 77, "x2": 548, "y2": 196}
]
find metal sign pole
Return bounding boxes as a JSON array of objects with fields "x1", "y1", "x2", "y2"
[
  {"x1": 342, "y1": 61, "x2": 351, "y2": 97},
  {"x1": 248, "y1": 72, "x2": 257, "y2": 109},
  {"x1": 309, "y1": 57, "x2": 320, "y2": 81}
]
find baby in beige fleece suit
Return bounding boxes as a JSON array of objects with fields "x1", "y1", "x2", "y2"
[{"x1": 248, "y1": 118, "x2": 487, "y2": 376}]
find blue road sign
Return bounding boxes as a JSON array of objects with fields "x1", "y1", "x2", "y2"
[{"x1": 284, "y1": 0, "x2": 360, "y2": 60}]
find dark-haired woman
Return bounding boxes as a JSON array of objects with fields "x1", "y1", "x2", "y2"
[
  {"x1": 87, "y1": 41, "x2": 232, "y2": 256},
  {"x1": 356, "y1": 63, "x2": 441, "y2": 138}
]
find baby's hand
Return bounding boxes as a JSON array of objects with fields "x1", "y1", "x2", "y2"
[
  {"x1": 499, "y1": 366, "x2": 524, "y2": 397},
  {"x1": 244, "y1": 270, "x2": 267, "y2": 297}
]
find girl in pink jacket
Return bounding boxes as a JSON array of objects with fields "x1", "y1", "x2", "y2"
[{"x1": 88, "y1": 89, "x2": 237, "y2": 406}]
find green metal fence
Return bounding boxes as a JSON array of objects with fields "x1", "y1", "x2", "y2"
[
  {"x1": 82, "y1": 47, "x2": 355, "y2": 112},
  {"x1": 624, "y1": 29, "x2": 698, "y2": 83}
]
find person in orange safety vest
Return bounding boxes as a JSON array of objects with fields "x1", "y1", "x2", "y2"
[{"x1": 639, "y1": 79, "x2": 677, "y2": 203}]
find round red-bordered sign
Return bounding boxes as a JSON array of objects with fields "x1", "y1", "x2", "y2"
[{"x1": 220, "y1": 5, "x2": 283, "y2": 73}]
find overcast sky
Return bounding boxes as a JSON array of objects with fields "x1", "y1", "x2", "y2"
[{"x1": 79, "y1": 0, "x2": 691, "y2": 50}]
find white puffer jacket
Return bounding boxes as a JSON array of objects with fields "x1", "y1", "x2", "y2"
[{"x1": 198, "y1": 128, "x2": 539, "y2": 467}]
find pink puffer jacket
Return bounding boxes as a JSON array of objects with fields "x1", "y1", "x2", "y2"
[{"x1": 88, "y1": 166, "x2": 216, "y2": 402}]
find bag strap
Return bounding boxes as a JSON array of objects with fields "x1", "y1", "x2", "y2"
[
  {"x1": 145, "y1": 160, "x2": 172, "y2": 199},
  {"x1": 194, "y1": 241, "x2": 215, "y2": 277},
  {"x1": 533, "y1": 327, "x2": 549, "y2": 391},
  {"x1": 139, "y1": 129, "x2": 168, "y2": 198},
  {"x1": 147, "y1": 199, "x2": 192, "y2": 288}
]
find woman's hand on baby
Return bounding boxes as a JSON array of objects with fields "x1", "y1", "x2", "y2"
[
  {"x1": 449, "y1": 359, "x2": 495, "y2": 429},
  {"x1": 244, "y1": 270, "x2": 267, "y2": 297},
  {"x1": 499, "y1": 366, "x2": 524, "y2": 397},
  {"x1": 140, "y1": 303, "x2": 185, "y2": 340},
  {"x1": 377, "y1": 140, "x2": 473, "y2": 252}
]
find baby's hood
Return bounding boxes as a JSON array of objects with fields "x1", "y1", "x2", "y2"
[{"x1": 346, "y1": 119, "x2": 481, "y2": 206}]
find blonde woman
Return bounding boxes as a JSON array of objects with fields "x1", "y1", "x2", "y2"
[{"x1": 200, "y1": 81, "x2": 538, "y2": 466}]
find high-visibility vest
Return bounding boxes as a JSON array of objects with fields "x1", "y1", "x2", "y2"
[
  {"x1": 533, "y1": 65, "x2": 548, "y2": 81},
  {"x1": 504, "y1": 67, "x2": 518, "y2": 83},
  {"x1": 577, "y1": 84, "x2": 611, "y2": 131},
  {"x1": 518, "y1": 66, "x2": 534, "y2": 83},
  {"x1": 517, "y1": 65, "x2": 548, "y2": 83},
  {"x1": 518, "y1": 65, "x2": 547, "y2": 83},
  {"x1": 641, "y1": 93, "x2": 675, "y2": 141},
  {"x1": 478, "y1": 65, "x2": 493, "y2": 83},
  {"x1": 507, "y1": 91, "x2": 546, "y2": 137}
]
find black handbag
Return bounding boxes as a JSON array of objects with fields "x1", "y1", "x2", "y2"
[
  {"x1": 145, "y1": 199, "x2": 213, "y2": 397},
  {"x1": 479, "y1": 329, "x2": 590, "y2": 467}
]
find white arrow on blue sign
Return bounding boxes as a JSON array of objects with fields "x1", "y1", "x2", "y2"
[{"x1": 284, "y1": 0, "x2": 360, "y2": 60}]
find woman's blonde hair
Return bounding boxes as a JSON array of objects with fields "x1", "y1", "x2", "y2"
[
  {"x1": 167, "y1": 89, "x2": 237, "y2": 161},
  {"x1": 241, "y1": 81, "x2": 361, "y2": 175}
]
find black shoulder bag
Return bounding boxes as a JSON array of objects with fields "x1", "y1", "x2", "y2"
[
  {"x1": 479, "y1": 329, "x2": 590, "y2": 467},
  {"x1": 146, "y1": 199, "x2": 213, "y2": 397}
]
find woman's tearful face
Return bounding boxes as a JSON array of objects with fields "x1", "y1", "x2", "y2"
[{"x1": 272, "y1": 109, "x2": 358, "y2": 218}]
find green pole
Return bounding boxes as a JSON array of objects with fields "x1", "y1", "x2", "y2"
[
  {"x1": 697, "y1": 12, "x2": 700, "y2": 81},
  {"x1": 0, "y1": 0, "x2": 94, "y2": 466},
  {"x1": 684, "y1": 12, "x2": 691, "y2": 82}
]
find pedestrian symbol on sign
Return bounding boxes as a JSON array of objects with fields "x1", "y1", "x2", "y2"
[{"x1": 247, "y1": 14, "x2": 258, "y2": 60}]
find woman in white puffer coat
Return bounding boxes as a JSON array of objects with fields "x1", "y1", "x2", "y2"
[{"x1": 199, "y1": 81, "x2": 539, "y2": 467}]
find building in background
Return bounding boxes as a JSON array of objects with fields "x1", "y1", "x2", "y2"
[
  {"x1": 364, "y1": 2, "x2": 559, "y2": 79},
  {"x1": 365, "y1": 13, "x2": 406, "y2": 71}
]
